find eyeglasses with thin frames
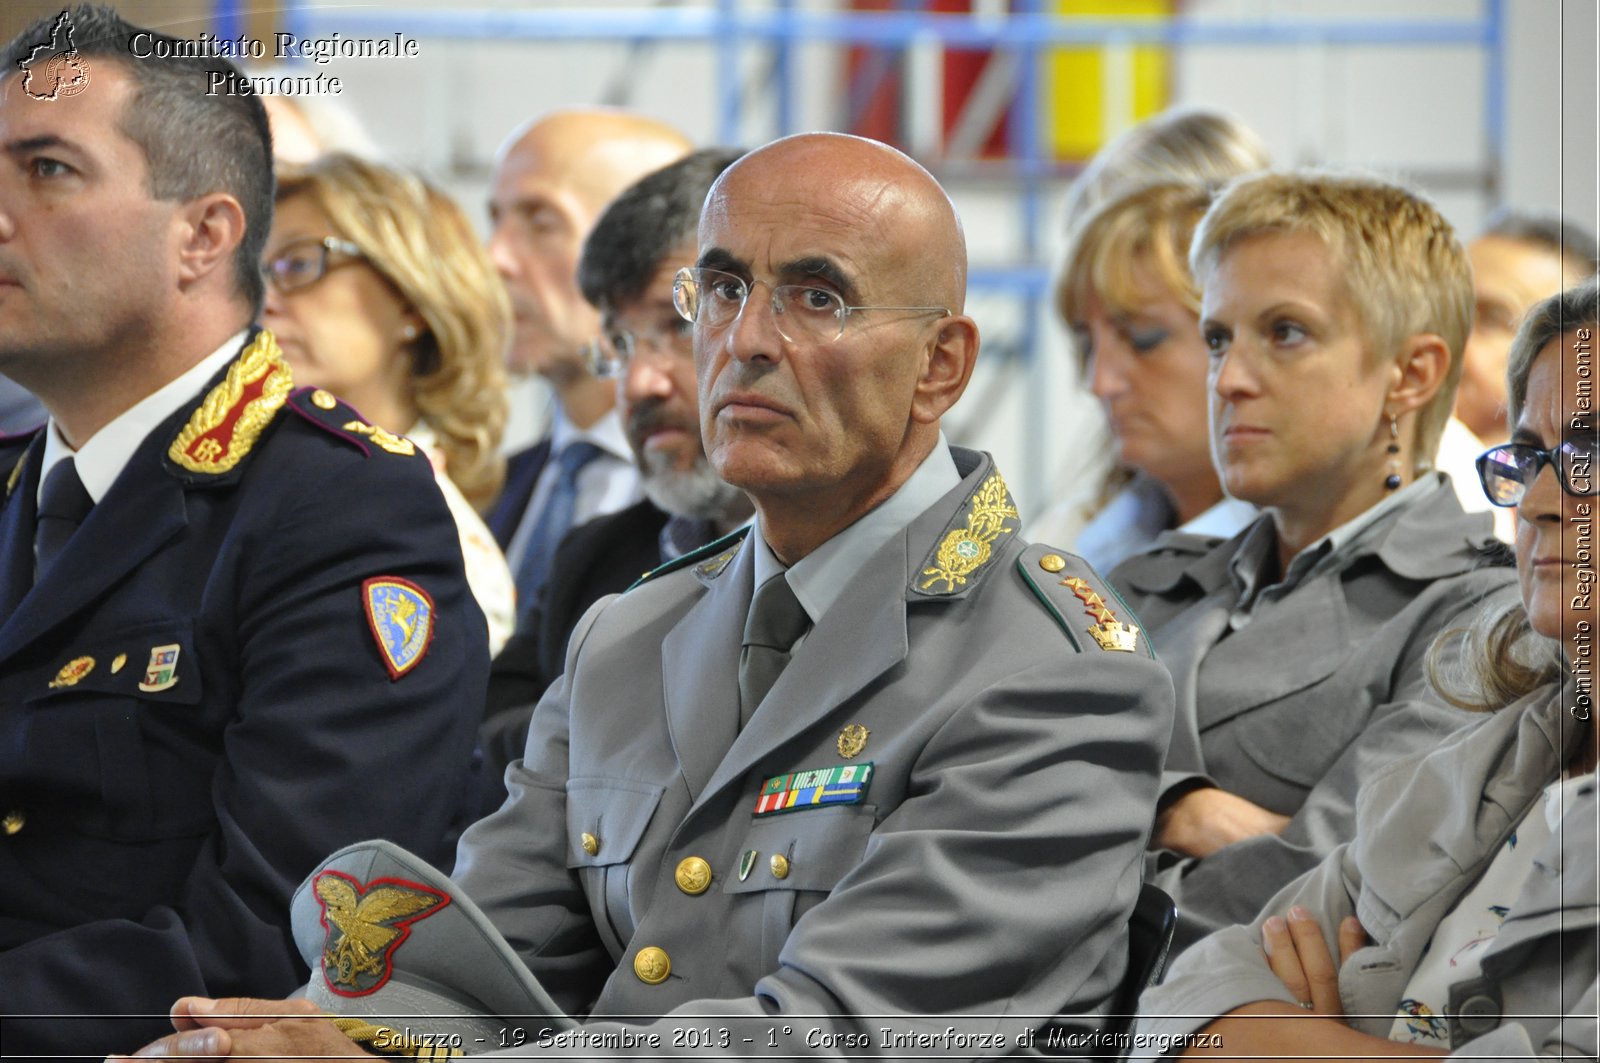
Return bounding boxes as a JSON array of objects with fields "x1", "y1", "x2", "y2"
[
  {"x1": 262, "y1": 236, "x2": 366, "y2": 296},
  {"x1": 585, "y1": 318, "x2": 695, "y2": 379},
  {"x1": 1476, "y1": 440, "x2": 1600, "y2": 506},
  {"x1": 672, "y1": 266, "x2": 950, "y2": 344}
]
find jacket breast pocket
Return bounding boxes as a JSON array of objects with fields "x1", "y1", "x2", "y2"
[
  {"x1": 1230, "y1": 692, "x2": 1361, "y2": 806},
  {"x1": 22, "y1": 619, "x2": 208, "y2": 843},
  {"x1": 723, "y1": 805, "x2": 877, "y2": 970},
  {"x1": 565, "y1": 777, "x2": 664, "y2": 956}
]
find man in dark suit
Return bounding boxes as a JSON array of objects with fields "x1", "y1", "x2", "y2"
[
  {"x1": 482, "y1": 111, "x2": 691, "y2": 626},
  {"x1": 0, "y1": 8, "x2": 485, "y2": 1057},
  {"x1": 480, "y1": 150, "x2": 752, "y2": 806}
]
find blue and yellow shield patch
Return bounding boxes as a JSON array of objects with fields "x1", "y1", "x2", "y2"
[{"x1": 362, "y1": 577, "x2": 435, "y2": 681}]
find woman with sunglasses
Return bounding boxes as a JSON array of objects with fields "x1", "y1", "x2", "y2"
[
  {"x1": 1134, "y1": 279, "x2": 1598, "y2": 1061},
  {"x1": 262, "y1": 154, "x2": 515, "y2": 653}
]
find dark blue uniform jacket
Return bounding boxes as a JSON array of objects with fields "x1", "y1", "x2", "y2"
[{"x1": 0, "y1": 334, "x2": 486, "y2": 1057}]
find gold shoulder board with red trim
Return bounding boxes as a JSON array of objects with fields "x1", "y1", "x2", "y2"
[
  {"x1": 168, "y1": 331, "x2": 293, "y2": 474},
  {"x1": 1015, "y1": 545, "x2": 1154, "y2": 658}
]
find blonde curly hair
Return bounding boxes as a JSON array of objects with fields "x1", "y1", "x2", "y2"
[{"x1": 276, "y1": 154, "x2": 510, "y2": 511}]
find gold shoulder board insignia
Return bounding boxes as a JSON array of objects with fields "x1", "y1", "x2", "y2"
[
  {"x1": 5, "y1": 453, "x2": 24, "y2": 497},
  {"x1": 918, "y1": 470, "x2": 1020, "y2": 594},
  {"x1": 1060, "y1": 576, "x2": 1140, "y2": 653},
  {"x1": 169, "y1": 331, "x2": 293, "y2": 474},
  {"x1": 343, "y1": 421, "x2": 417, "y2": 457}
]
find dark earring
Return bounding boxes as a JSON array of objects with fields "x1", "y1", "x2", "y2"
[{"x1": 1384, "y1": 415, "x2": 1402, "y2": 491}]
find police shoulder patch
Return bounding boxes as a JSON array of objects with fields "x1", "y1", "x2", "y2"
[
  {"x1": 630, "y1": 525, "x2": 751, "y2": 590},
  {"x1": 312, "y1": 869, "x2": 450, "y2": 997},
  {"x1": 1016, "y1": 545, "x2": 1154, "y2": 658},
  {"x1": 363, "y1": 577, "x2": 435, "y2": 680}
]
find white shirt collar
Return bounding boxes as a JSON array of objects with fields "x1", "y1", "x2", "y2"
[
  {"x1": 40, "y1": 330, "x2": 248, "y2": 505},
  {"x1": 548, "y1": 404, "x2": 632, "y2": 463},
  {"x1": 751, "y1": 435, "x2": 961, "y2": 626}
]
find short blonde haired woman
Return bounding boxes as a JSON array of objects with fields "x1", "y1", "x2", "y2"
[
  {"x1": 263, "y1": 153, "x2": 514, "y2": 652},
  {"x1": 1113, "y1": 171, "x2": 1518, "y2": 951},
  {"x1": 1135, "y1": 279, "x2": 1599, "y2": 1062}
]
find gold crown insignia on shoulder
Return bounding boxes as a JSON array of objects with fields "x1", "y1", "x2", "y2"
[
  {"x1": 168, "y1": 331, "x2": 293, "y2": 474},
  {"x1": 1059, "y1": 576, "x2": 1140, "y2": 653}
]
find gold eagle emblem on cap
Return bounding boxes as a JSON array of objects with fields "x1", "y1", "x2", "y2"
[{"x1": 313, "y1": 871, "x2": 448, "y2": 996}]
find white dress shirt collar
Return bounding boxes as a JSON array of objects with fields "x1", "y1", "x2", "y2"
[
  {"x1": 548, "y1": 404, "x2": 632, "y2": 462},
  {"x1": 39, "y1": 330, "x2": 249, "y2": 505}
]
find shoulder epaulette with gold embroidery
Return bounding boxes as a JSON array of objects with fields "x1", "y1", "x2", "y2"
[{"x1": 167, "y1": 330, "x2": 293, "y2": 475}]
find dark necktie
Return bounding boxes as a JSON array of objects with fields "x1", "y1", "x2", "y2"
[
  {"x1": 739, "y1": 573, "x2": 811, "y2": 726},
  {"x1": 515, "y1": 440, "x2": 603, "y2": 624},
  {"x1": 35, "y1": 457, "x2": 93, "y2": 581}
]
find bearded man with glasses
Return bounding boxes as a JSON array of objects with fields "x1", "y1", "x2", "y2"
[{"x1": 130, "y1": 133, "x2": 1173, "y2": 1061}]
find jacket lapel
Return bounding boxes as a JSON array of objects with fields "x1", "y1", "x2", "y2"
[
  {"x1": 660, "y1": 539, "x2": 754, "y2": 799},
  {"x1": 693, "y1": 529, "x2": 911, "y2": 812},
  {"x1": 0, "y1": 439, "x2": 188, "y2": 665},
  {"x1": 488, "y1": 438, "x2": 551, "y2": 548},
  {"x1": 0, "y1": 332, "x2": 287, "y2": 666},
  {"x1": 0, "y1": 438, "x2": 44, "y2": 625}
]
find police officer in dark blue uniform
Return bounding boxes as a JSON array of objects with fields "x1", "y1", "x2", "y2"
[{"x1": 0, "y1": 7, "x2": 486, "y2": 1057}]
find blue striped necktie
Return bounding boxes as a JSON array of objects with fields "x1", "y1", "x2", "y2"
[{"x1": 515, "y1": 440, "x2": 603, "y2": 624}]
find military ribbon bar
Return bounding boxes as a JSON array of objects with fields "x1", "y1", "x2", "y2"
[{"x1": 753, "y1": 762, "x2": 874, "y2": 816}]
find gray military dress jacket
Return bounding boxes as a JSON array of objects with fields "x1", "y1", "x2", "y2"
[
  {"x1": 452, "y1": 448, "x2": 1175, "y2": 1055},
  {"x1": 1110, "y1": 475, "x2": 1517, "y2": 949},
  {"x1": 1135, "y1": 682, "x2": 1597, "y2": 1060}
]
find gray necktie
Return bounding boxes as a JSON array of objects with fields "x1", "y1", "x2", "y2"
[{"x1": 739, "y1": 574, "x2": 810, "y2": 725}]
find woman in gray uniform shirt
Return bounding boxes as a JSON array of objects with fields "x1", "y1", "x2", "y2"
[
  {"x1": 1110, "y1": 171, "x2": 1518, "y2": 950},
  {"x1": 1136, "y1": 279, "x2": 1598, "y2": 1060}
]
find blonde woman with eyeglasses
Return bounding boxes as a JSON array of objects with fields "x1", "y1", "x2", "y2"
[{"x1": 262, "y1": 154, "x2": 514, "y2": 653}]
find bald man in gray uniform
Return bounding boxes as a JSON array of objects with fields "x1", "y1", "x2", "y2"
[{"x1": 127, "y1": 133, "x2": 1174, "y2": 1060}]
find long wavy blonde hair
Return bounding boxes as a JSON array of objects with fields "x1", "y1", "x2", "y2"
[{"x1": 276, "y1": 154, "x2": 510, "y2": 510}]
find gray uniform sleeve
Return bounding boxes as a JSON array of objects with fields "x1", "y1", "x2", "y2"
[
  {"x1": 1134, "y1": 843, "x2": 1361, "y2": 1060},
  {"x1": 1152, "y1": 695, "x2": 1470, "y2": 948}
]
